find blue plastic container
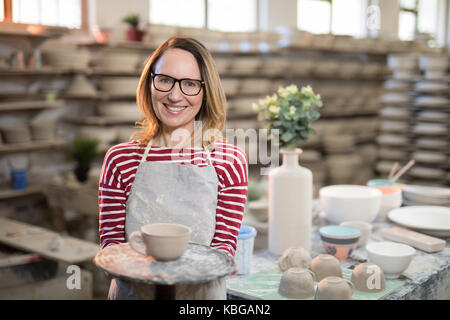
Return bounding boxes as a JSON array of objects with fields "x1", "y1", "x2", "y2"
[
  {"x1": 11, "y1": 170, "x2": 27, "y2": 190},
  {"x1": 235, "y1": 225, "x2": 257, "y2": 275}
]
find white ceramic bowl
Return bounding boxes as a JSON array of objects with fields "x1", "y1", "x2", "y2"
[
  {"x1": 366, "y1": 242, "x2": 415, "y2": 278},
  {"x1": 319, "y1": 185, "x2": 382, "y2": 224}
]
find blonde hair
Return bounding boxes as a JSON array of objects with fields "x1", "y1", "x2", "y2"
[{"x1": 132, "y1": 37, "x2": 227, "y2": 147}]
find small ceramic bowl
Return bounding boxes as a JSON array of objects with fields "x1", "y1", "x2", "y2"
[
  {"x1": 278, "y1": 247, "x2": 311, "y2": 272},
  {"x1": 315, "y1": 276, "x2": 354, "y2": 300},
  {"x1": 340, "y1": 221, "x2": 373, "y2": 247},
  {"x1": 319, "y1": 225, "x2": 360, "y2": 261},
  {"x1": 310, "y1": 254, "x2": 342, "y2": 281},
  {"x1": 278, "y1": 267, "x2": 316, "y2": 299},
  {"x1": 366, "y1": 242, "x2": 415, "y2": 279},
  {"x1": 351, "y1": 262, "x2": 386, "y2": 293}
]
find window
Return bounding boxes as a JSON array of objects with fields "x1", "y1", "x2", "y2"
[
  {"x1": 148, "y1": 0, "x2": 257, "y2": 32},
  {"x1": 298, "y1": 0, "x2": 331, "y2": 34},
  {"x1": 149, "y1": 0, "x2": 205, "y2": 28},
  {"x1": 398, "y1": 0, "x2": 440, "y2": 41},
  {"x1": 1, "y1": 0, "x2": 82, "y2": 29},
  {"x1": 0, "y1": 2, "x2": 4, "y2": 21},
  {"x1": 297, "y1": 0, "x2": 364, "y2": 37},
  {"x1": 331, "y1": 0, "x2": 362, "y2": 36},
  {"x1": 207, "y1": 0, "x2": 257, "y2": 32}
]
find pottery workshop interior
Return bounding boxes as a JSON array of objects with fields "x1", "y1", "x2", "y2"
[{"x1": 0, "y1": 0, "x2": 449, "y2": 303}]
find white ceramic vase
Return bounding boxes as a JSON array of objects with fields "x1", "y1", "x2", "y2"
[{"x1": 268, "y1": 148, "x2": 312, "y2": 255}]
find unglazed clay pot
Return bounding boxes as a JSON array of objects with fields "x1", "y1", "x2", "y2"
[
  {"x1": 310, "y1": 254, "x2": 342, "y2": 281},
  {"x1": 351, "y1": 262, "x2": 386, "y2": 293},
  {"x1": 129, "y1": 223, "x2": 191, "y2": 261},
  {"x1": 315, "y1": 276, "x2": 354, "y2": 300},
  {"x1": 278, "y1": 247, "x2": 311, "y2": 272},
  {"x1": 278, "y1": 267, "x2": 316, "y2": 299}
]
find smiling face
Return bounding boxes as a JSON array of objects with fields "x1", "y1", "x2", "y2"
[{"x1": 151, "y1": 48, "x2": 204, "y2": 134}]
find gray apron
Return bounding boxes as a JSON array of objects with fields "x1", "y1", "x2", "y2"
[{"x1": 107, "y1": 140, "x2": 226, "y2": 300}]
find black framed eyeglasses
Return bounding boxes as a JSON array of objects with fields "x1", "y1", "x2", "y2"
[{"x1": 151, "y1": 73, "x2": 205, "y2": 96}]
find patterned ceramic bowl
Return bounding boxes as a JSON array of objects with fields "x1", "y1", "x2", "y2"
[{"x1": 319, "y1": 225, "x2": 360, "y2": 261}]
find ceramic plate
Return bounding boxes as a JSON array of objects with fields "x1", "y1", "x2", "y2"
[
  {"x1": 412, "y1": 123, "x2": 449, "y2": 136},
  {"x1": 415, "y1": 138, "x2": 448, "y2": 150},
  {"x1": 414, "y1": 96, "x2": 450, "y2": 108},
  {"x1": 416, "y1": 111, "x2": 450, "y2": 123},
  {"x1": 402, "y1": 184, "x2": 450, "y2": 199},
  {"x1": 403, "y1": 194, "x2": 450, "y2": 206},
  {"x1": 388, "y1": 206, "x2": 450, "y2": 237},
  {"x1": 408, "y1": 166, "x2": 447, "y2": 179}
]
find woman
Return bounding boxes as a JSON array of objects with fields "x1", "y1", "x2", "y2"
[{"x1": 98, "y1": 37, "x2": 248, "y2": 299}]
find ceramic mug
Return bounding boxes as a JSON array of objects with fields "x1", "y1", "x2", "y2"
[
  {"x1": 315, "y1": 276, "x2": 354, "y2": 300},
  {"x1": 310, "y1": 254, "x2": 342, "y2": 281},
  {"x1": 129, "y1": 223, "x2": 191, "y2": 261},
  {"x1": 351, "y1": 262, "x2": 386, "y2": 293},
  {"x1": 278, "y1": 267, "x2": 316, "y2": 299}
]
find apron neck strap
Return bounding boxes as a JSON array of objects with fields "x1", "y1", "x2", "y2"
[
  {"x1": 204, "y1": 145, "x2": 213, "y2": 166},
  {"x1": 141, "y1": 139, "x2": 214, "y2": 166},
  {"x1": 141, "y1": 140, "x2": 153, "y2": 163}
]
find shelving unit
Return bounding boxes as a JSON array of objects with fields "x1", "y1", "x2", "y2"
[{"x1": 0, "y1": 30, "x2": 71, "y2": 201}]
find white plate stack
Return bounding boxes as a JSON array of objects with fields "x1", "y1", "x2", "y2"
[
  {"x1": 402, "y1": 184, "x2": 450, "y2": 206},
  {"x1": 376, "y1": 54, "x2": 417, "y2": 177},
  {"x1": 408, "y1": 54, "x2": 449, "y2": 187}
]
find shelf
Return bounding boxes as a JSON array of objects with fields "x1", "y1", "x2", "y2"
[
  {"x1": 61, "y1": 93, "x2": 135, "y2": 101},
  {"x1": 63, "y1": 116, "x2": 137, "y2": 126},
  {"x1": 0, "y1": 184, "x2": 46, "y2": 201},
  {"x1": 280, "y1": 45, "x2": 388, "y2": 56},
  {"x1": 0, "y1": 67, "x2": 70, "y2": 76},
  {"x1": 0, "y1": 139, "x2": 68, "y2": 154},
  {"x1": 0, "y1": 100, "x2": 64, "y2": 112}
]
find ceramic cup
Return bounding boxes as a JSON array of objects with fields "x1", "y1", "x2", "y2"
[
  {"x1": 129, "y1": 223, "x2": 191, "y2": 261},
  {"x1": 278, "y1": 267, "x2": 316, "y2": 299},
  {"x1": 319, "y1": 225, "x2": 360, "y2": 261},
  {"x1": 310, "y1": 254, "x2": 342, "y2": 281},
  {"x1": 340, "y1": 221, "x2": 373, "y2": 247},
  {"x1": 278, "y1": 247, "x2": 312, "y2": 272},
  {"x1": 351, "y1": 262, "x2": 386, "y2": 293},
  {"x1": 367, "y1": 179, "x2": 402, "y2": 221},
  {"x1": 315, "y1": 276, "x2": 354, "y2": 300}
]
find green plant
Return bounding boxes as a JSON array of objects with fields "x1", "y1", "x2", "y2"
[
  {"x1": 71, "y1": 136, "x2": 99, "y2": 165},
  {"x1": 253, "y1": 84, "x2": 323, "y2": 150},
  {"x1": 70, "y1": 136, "x2": 99, "y2": 182},
  {"x1": 122, "y1": 14, "x2": 140, "y2": 29},
  {"x1": 247, "y1": 180, "x2": 265, "y2": 202}
]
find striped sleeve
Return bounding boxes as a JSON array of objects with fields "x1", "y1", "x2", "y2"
[
  {"x1": 210, "y1": 143, "x2": 248, "y2": 257},
  {"x1": 98, "y1": 146, "x2": 128, "y2": 249}
]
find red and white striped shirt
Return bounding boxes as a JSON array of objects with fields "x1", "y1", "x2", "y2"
[{"x1": 98, "y1": 140, "x2": 248, "y2": 257}]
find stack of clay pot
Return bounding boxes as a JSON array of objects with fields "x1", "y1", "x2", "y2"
[
  {"x1": 407, "y1": 54, "x2": 449, "y2": 186},
  {"x1": 1, "y1": 121, "x2": 56, "y2": 144},
  {"x1": 376, "y1": 54, "x2": 417, "y2": 178}
]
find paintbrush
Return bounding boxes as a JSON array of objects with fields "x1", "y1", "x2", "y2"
[
  {"x1": 390, "y1": 160, "x2": 415, "y2": 183},
  {"x1": 387, "y1": 162, "x2": 399, "y2": 181}
]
